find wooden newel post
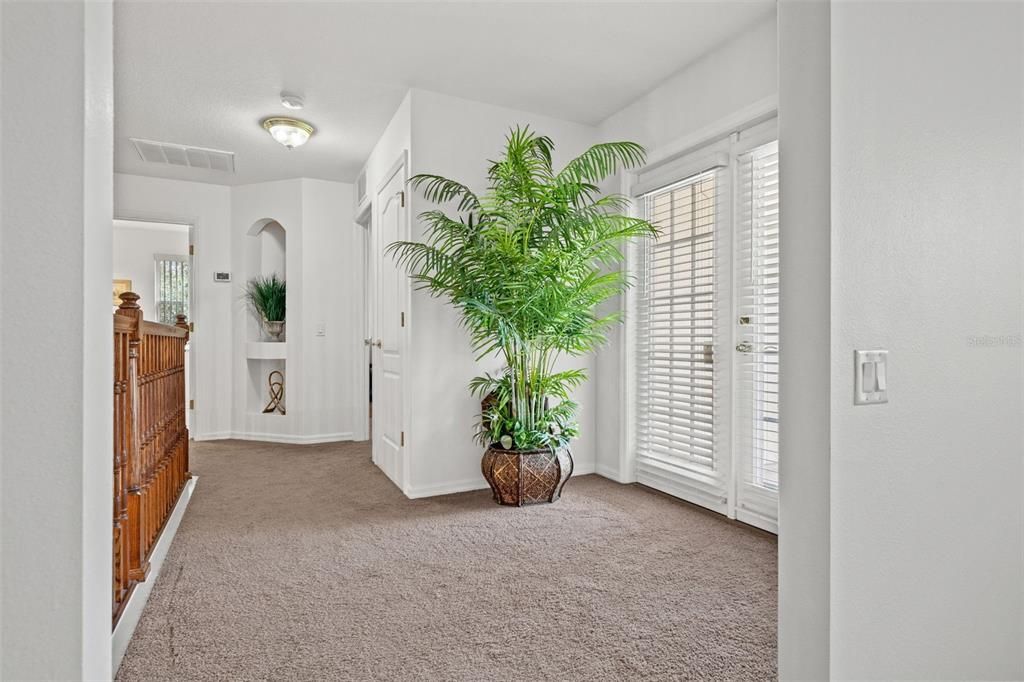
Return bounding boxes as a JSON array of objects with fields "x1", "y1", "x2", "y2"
[
  {"x1": 116, "y1": 292, "x2": 148, "y2": 581},
  {"x1": 116, "y1": 290, "x2": 142, "y2": 319},
  {"x1": 175, "y1": 313, "x2": 190, "y2": 339},
  {"x1": 174, "y1": 313, "x2": 192, "y2": 479}
]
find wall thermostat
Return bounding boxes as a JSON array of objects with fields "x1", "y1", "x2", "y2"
[{"x1": 213, "y1": 272, "x2": 231, "y2": 282}]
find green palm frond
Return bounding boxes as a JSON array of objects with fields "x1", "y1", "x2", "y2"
[
  {"x1": 389, "y1": 127, "x2": 657, "y2": 451},
  {"x1": 408, "y1": 175, "x2": 481, "y2": 213},
  {"x1": 557, "y1": 141, "x2": 647, "y2": 186}
]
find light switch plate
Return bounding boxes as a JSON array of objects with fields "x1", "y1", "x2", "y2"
[{"x1": 855, "y1": 349, "x2": 888, "y2": 405}]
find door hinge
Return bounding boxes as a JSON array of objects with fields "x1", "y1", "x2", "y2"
[
  {"x1": 400, "y1": 311, "x2": 405, "y2": 327},
  {"x1": 400, "y1": 431, "x2": 405, "y2": 447},
  {"x1": 189, "y1": 399, "x2": 195, "y2": 409},
  {"x1": 398, "y1": 190, "x2": 405, "y2": 208},
  {"x1": 189, "y1": 322, "x2": 194, "y2": 332},
  {"x1": 189, "y1": 244, "x2": 194, "y2": 256}
]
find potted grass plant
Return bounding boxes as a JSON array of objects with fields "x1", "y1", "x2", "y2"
[
  {"x1": 388, "y1": 127, "x2": 656, "y2": 506},
  {"x1": 244, "y1": 273, "x2": 286, "y2": 340}
]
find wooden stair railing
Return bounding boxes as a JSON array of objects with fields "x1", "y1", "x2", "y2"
[{"x1": 113, "y1": 291, "x2": 191, "y2": 625}]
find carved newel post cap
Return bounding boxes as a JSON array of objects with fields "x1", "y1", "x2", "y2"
[
  {"x1": 118, "y1": 291, "x2": 141, "y2": 309},
  {"x1": 175, "y1": 313, "x2": 189, "y2": 329}
]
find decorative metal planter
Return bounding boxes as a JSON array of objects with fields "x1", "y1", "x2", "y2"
[
  {"x1": 481, "y1": 445, "x2": 573, "y2": 506},
  {"x1": 264, "y1": 320, "x2": 285, "y2": 340}
]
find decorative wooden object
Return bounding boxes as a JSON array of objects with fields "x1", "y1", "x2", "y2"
[
  {"x1": 262, "y1": 369, "x2": 285, "y2": 415},
  {"x1": 481, "y1": 445, "x2": 573, "y2": 506},
  {"x1": 112, "y1": 291, "x2": 190, "y2": 625}
]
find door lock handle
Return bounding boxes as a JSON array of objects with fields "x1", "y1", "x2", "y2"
[
  {"x1": 364, "y1": 338, "x2": 373, "y2": 346},
  {"x1": 736, "y1": 341, "x2": 753, "y2": 353},
  {"x1": 373, "y1": 339, "x2": 382, "y2": 348}
]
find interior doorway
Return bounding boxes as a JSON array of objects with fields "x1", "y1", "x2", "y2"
[
  {"x1": 356, "y1": 204, "x2": 373, "y2": 444},
  {"x1": 113, "y1": 218, "x2": 195, "y2": 432}
]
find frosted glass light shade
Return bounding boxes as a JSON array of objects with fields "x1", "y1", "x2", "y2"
[{"x1": 261, "y1": 117, "x2": 314, "y2": 149}]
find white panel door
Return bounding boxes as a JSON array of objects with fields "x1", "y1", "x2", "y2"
[{"x1": 373, "y1": 159, "x2": 407, "y2": 489}]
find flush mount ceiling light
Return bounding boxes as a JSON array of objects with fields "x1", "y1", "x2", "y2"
[{"x1": 261, "y1": 117, "x2": 315, "y2": 149}]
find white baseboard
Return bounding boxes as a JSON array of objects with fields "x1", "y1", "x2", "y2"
[
  {"x1": 595, "y1": 463, "x2": 628, "y2": 483},
  {"x1": 113, "y1": 476, "x2": 197, "y2": 672},
  {"x1": 194, "y1": 432, "x2": 355, "y2": 445},
  {"x1": 404, "y1": 461, "x2": 598, "y2": 500},
  {"x1": 574, "y1": 461, "x2": 596, "y2": 476},
  {"x1": 192, "y1": 431, "x2": 232, "y2": 441},
  {"x1": 405, "y1": 477, "x2": 490, "y2": 499}
]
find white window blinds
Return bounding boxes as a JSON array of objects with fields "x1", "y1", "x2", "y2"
[
  {"x1": 155, "y1": 254, "x2": 190, "y2": 326},
  {"x1": 636, "y1": 168, "x2": 729, "y2": 510},
  {"x1": 734, "y1": 139, "x2": 780, "y2": 528}
]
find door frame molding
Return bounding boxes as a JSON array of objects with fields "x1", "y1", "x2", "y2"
[
  {"x1": 114, "y1": 213, "x2": 197, "y2": 434},
  {"x1": 354, "y1": 204, "x2": 372, "y2": 444}
]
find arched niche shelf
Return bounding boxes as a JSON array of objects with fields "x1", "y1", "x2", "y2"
[{"x1": 248, "y1": 218, "x2": 286, "y2": 279}]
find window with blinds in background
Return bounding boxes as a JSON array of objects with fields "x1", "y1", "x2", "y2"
[
  {"x1": 635, "y1": 168, "x2": 729, "y2": 510},
  {"x1": 155, "y1": 255, "x2": 190, "y2": 326},
  {"x1": 734, "y1": 139, "x2": 780, "y2": 529}
]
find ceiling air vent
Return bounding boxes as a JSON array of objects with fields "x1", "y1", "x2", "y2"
[{"x1": 130, "y1": 138, "x2": 235, "y2": 173}]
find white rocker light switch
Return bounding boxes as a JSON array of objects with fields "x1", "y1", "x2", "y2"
[{"x1": 855, "y1": 350, "x2": 888, "y2": 405}]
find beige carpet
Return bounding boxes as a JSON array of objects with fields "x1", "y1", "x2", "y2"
[{"x1": 117, "y1": 439, "x2": 777, "y2": 681}]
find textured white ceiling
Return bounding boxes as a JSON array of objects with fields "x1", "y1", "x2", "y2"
[{"x1": 114, "y1": 1, "x2": 775, "y2": 185}]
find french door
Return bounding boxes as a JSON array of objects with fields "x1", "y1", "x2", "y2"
[{"x1": 633, "y1": 120, "x2": 779, "y2": 533}]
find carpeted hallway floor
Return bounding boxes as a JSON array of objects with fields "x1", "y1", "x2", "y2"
[{"x1": 117, "y1": 440, "x2": 777, "y2": 681}]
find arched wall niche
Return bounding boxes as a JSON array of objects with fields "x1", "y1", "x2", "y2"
[
  {"x1": 248, "y1": 218, "x2": 286, "y2": 279},
  {"x1": 244, "y1": 217, "x2": 288, "y2": 417}
]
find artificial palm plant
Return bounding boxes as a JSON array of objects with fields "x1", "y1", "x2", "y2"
[{"x1": 389, "y1": 127, "x2": 656, "y2": 504}]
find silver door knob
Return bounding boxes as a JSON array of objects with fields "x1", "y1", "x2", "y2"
[
  {"x1": 364, "y1": 338, "x2": 373, "y2": 346},
  {"x1": 736, "y1": 341, "x2": 753, "y2": 353},
  {"x1": 373, "y1": 339, "x2": 382, "y2": 348}
]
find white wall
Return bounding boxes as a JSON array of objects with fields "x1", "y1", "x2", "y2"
[
  {"x1": 112, "y1": 223, "x2": 189, "y2": 313},
  {"x1": 829, "y1": 3, "x2": 1023, "y2": 678},
  {"x1": 594, "y1": 12, "x2": 778, "y2": 483},
  {"x1": 301, "y1": 179, "x2": 358, "y2": 439},
  {"x1": 777, "y1": 2, "x2": 829, "y2": 678},
  {"x1": 1, "y1": 1, "x2": 113, "y2": 679},
  {"x1": 361, "y1": 91, "x2": 411, "y2": 206},
  {"x1": 116, "y1": 174, "x2": 356, "y2": 444},
  {"x1": 114, "y1": 174, "x2": 233, "y2": 439},
  {"x1": 600, "y1": 15, "x2": 777, "y2": 155},
  {"x1": 402, "y1": 89, "x2": 601, "y2": 497}
]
